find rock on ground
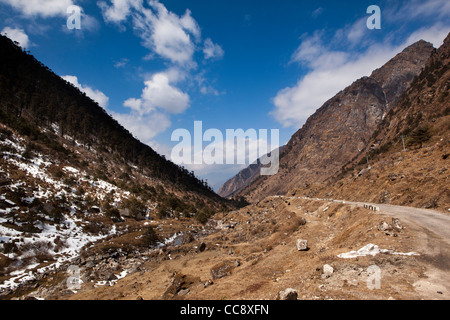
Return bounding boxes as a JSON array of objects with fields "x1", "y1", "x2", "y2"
[{"x1": 277, "y1": 288, "x2": 298, "y2": 300}]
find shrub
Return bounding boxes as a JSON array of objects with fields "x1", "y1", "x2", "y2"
[
  {"x1": 75, "y1": 186, "x2": 85, "y2": 197},
  {"x1": 83, "y1": 221, "x2": 108, "y2": 235},
  {"x1": 22, "y1": 143, "x2": 34, "y2": 159},
  {"x1": 406, "y1": 124, "x2": 432, "y2": 148},
  {"x1": 157, "y1": 203, "x2": 171, "y2": 219},
  {"x1": 63, "y1": 176, "x2": 76, "y2": 187},
  {"x1": 122, "y1": 197, "x2": 146, "y2": 219},
  {"x1": 54, "y1": 170, "x2": 65, "y2": 179},
  {"x1": 142, "y1": 226, "x2": 159, "y2": 246},
  {"x1": 105, "y1": 208, "x2": 122, "y2": 222},
  {"x1": 195, "y1": 206, "x2": 215, "y2": 224},
  {"x1": 2, "y1": 241, "x2": 18, "y2": 255},
  {"x1": 50, "y1": 207, "x2": 65, "y2": 224}
]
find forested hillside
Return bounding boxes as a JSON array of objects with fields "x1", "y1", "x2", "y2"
[{"x1": 0, "y1": 35, "x2": 214, "y2": 196}]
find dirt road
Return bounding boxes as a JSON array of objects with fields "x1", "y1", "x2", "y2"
[
  {"x1": 341, "y1": 200, "x2": 450, "y2": 245},
  {"x1": 294, "y1": 197, "x2": 450, "y2": 299}
]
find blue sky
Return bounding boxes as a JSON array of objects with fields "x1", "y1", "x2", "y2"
[{"x1": 1, "y1": 0, "x2": 449, "y2": 191}]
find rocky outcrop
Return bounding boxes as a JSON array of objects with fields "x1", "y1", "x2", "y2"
[
  {"x1": 277, "y1": 288, "x2": 298, "y2": 300},
  {"x1": 370, "y1": 40, "x2": 437, "y2": 108},
  {"x1": 162, "y1": 273, "x2": 201, "y2": 300},
  {"x1": 210, "y1": 260, "x2": 240, "y2": 280},
  {"x1": 296, "y1": 239, "x2": 309, "y2": 251}
]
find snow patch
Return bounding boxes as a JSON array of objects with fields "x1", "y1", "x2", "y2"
[
  {"x1": 338, "y1": 244, "x2": 419, "y2": 259},
  {"x1": 63, "y1": 166, "x2": 79, "y2": 174}
]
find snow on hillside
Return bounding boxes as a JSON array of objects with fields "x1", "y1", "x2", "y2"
[{"x1": 0, "y1": 131, "x2": 130, "y2": 293}]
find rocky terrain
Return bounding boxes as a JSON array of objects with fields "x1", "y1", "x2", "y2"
[
  {"x1": 1, "y1": 29, "x2": 449, "y2": 301},
  {"x1": 6, "y1": 196, "x2": 449, "y2": 300},
  {"x1": 0, "y1": 35, "x2": 233, "y2": 299},
  {"x1": 0, "y1": 122, "x2": 229, "y2": 298},
  {"x1": 233, "y1": 40, "x2": 436, "y2": 203}
]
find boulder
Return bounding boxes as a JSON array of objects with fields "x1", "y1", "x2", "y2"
[
  {"x1": 210, "y1": 260, "x2": 240, "y2": 280},
  {"x1": 277, "y1": 288, "x2": 298, "y2": 300},
  {"x1": 392, "y1": 218, "x2": 403, "y2": 231},
  {"x1": 119, "y1": 208, "x2": 146, "y2": 221},
  {"x1": 178, "y1": 289, "x2": 190, "y2": 296},
  {"x1": 296, "y1": 239, "x2": 309, "y2": 251},
  {"x1": 378, "y1": 221, "x2": 391, "y2": 232},
  {"x1": 197, "y1": 242, "x2": 207, "y2": 253},
  {"x1": 322, "y1": 264, "x2": 334, "y2": 279},
  {"x1": 162, "y1": 274, "x2": 200, "y2": 300},
  {"x1": 173, "y1": 233, "x2": 194, "y2": 247}
]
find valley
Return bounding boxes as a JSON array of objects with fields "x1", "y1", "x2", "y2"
[{"x1": 0, "y1": 17, "x2": 449, "y2": 301}]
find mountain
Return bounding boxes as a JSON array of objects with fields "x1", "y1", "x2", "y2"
[
  {"x1": 0, "y1": 35, "x2": 218, "y2": 197},
  {"x1": 0, "y1": 35, "x2": 235, "y2": 296},
  {"x1": 1, "y1": 33, "x2": 448, "y2": 302},
  {"x1": 298, "y1": 32, "x2": 450, "y2": 211},
  {"x1": 234, "y1": 39, "x2": 436, "y2": 202},
  {"x1": 218, "y1": 146, "x2": 285, "y2": 198}
]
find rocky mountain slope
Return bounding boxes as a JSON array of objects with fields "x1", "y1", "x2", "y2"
[
  {"x1": 234, "y1": 40, "x2": 435, "y2": 203},
  {"x1": 218, "y1": 146, "x2": 285, "y2": 199},
  {"x1": 294, "y1": 33, "x2": 450, "y2": 212},
  {"x1": 0, "y1": 35, "x2": 235, "y2": 297}
]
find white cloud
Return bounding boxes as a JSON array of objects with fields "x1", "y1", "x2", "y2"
[
  {"x1": 113, "y1": 58, "x2": 129, "y2": 68},
  {"x1": 0, "y1": 0, "x2": 74, "y2": 17},
  {"x1": 123, "y1": 97, "x2": 142, "y2": 113},
  {"x1": 200, "y1": 86, "x2": 220, "y2": 96},
  {"x1": 345, "y1": 18, "x2": 369, "y2": 46},
  {"x1": 62, "y1": 75, "x2": 110, "y2": 109},
  {"x1": 110, "y1": 110, "x2": 171, "y2": 143},
  {"x1": 1, "y1": 1, "x2": 98, "y2": 34},
  {"x1": 203, "y1": 38, "x2": 224, "y2": 60},
  {"x1": 99, "y1": 0, "x2": 223, "y2": 68},
  {"x1": 1, "y1": 27, "x2": 30, "y2": 48},
  {"x1": 0, "y1": 0, "x2": 73, "y2": 18},
  {"x1": 100, "y1": 0, "x2": 201, "y2": 67},
  {"x1": 311, "y1": 7, "x2": 324, "y2": 19},
  {"x1": 387, "y1": 0, "x2": 450, "y2": 21},
  {"x1": 290, "y1": 31, "x2": 349, "y2": 69},
  {"x1": 80, "y1": 12, "x2": 100, "y2": 32},
  {"x1": 404, "y1": 22, "x2": 450, "y2": 48},
  {"x1": 124, "y1": 71, "x2": 190, "y2": 115},
  {"x1": 273, "y1": 6, "x2": 450, "y2": 129},
  {"x1": 97, "y1": 0, "x2": 142, "y2": 24},
  {"x1": 135, "y1": 3, "x2": 199, "y2": 66}
]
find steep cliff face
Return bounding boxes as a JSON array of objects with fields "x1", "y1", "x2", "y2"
[{"x1": 235, "y1": 40, "x2": 435, "y2": 202}]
